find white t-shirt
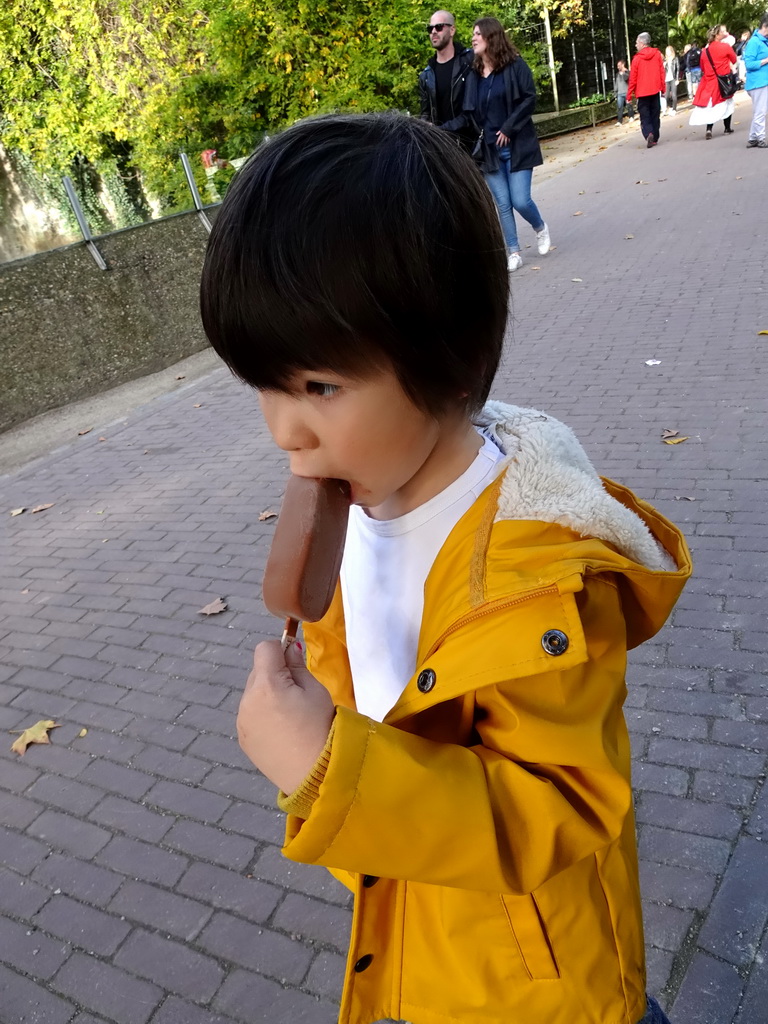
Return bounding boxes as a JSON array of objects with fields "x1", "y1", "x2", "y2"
[{"x1": 340, "y1": 430, "x2": 506, "y2": 722}]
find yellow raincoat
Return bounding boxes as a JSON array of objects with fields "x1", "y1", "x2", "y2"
[{"x1": 281, "y1": 404, "x2": 691, "y2": 1024}]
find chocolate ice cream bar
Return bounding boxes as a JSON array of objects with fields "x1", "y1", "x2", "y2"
[{"x1": 263, "y1": 476, "x2": 351, "y2": 644}]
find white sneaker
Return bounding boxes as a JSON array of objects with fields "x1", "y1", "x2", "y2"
[
  {"x1": 507, "y1": 251, "x2": 523, "y2": 272},
  {"x1": 535, "y1": 223, "x2": 551, "y2": 256}
]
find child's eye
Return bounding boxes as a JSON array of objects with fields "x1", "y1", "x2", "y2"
[{"x1": 306, "y1": 381, "x2": 340, "y2": 398}]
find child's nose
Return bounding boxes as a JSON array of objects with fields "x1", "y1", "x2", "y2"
[{"x1": 259, "y1": 394, "x2": 317, "y2": 453}]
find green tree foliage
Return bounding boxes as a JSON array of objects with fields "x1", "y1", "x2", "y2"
[{"x1": 0, "y1": 0, "x2": 589, "y2": 204}]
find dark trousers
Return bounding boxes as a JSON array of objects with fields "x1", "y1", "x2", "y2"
[{"x1": 637, "y1": 94, "x2": 661, "y2": 141}]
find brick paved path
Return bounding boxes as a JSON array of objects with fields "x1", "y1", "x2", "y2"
[{"x1": 2, "y1": 97, "x2": 767, "y2": 1024}]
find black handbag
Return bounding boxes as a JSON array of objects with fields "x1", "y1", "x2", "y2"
[
  {"x1": 470, "y1": 72, "x2": 501, "y2": 174},
  {"x1": 705, "y1": 46, "x2": 738, "y2": 99}
]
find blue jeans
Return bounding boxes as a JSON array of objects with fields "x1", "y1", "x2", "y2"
[
  {"x1": 616, "y1": 93, "x2": 633, "y2": 122},
  {"x1": 482, "y1": 151, "x2": 544, "y2": 253},
  {"x1": 637, "y1": 995, "x2": 672, "y2": 1024}
]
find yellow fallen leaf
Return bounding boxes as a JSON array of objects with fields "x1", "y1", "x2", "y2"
[
  {"x1": 11, "y1": 720, "x2": 61, "y2": 755},
  {"x1": 199, "y1": 597, "x2": 228, "y2": 615},
  {"x1": 572, "y1": 210, "x2": 583, "y2": 216},
  {"x1": 31, "y1": 503, "x2": 54, "y2": 513},
  {"x1": 10, "y1": 508, "x2": 26, "y2": 516},
  {"x1": 664, "y1": 437, "x2": 689, "y2": 445},
  {"x1": 78, "y1": 728, "x2": 88, "y2": 738},
  {"x1": 758, "y1": 330, "x2": 768, "y2": 335}
]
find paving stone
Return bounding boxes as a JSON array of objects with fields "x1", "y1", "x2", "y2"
[
  {"x1": 150, "y1": 995, "x2": 240, "y2": 1024},
  {"x1": 162, "y1": 819, "x2": 255, "y2": 870},
  {"x1": 32, "y1": 851, "x2": 124, "y2": 906},
  {"x1": 669, "y1": 951, "x2": 743, "y2": 1024},
  {"x1": 697, "y1": 836, "x2": 768, "y2": 967},
  {"x1": 0, "y1": 863, "x2": 51, "y2": 918},
  {"x1": 88, "y1": 795, "x2": 175, "y2": 843},
  {"x1": 52, "y1": 952, "x2": 163, "y2": 1024},
  {"x1": 218, "y1": 801, "x2": 285, "y2": 844},
  {"x1": 113, "y1": 928, "x2": 224, "y2": 1002},
  {"x1": 254, "y1": 844, "x2": 352, "y2": 907},
  {"x1": 214, "y1": 969, "x2": 339, "y2": 1023},
  {"x1": 109, "y1": 880, "x2": 212, "y2": 940},
  {"x1": 144, "y1": 779, "x2": 230, "y2": 823},
  {"x1": 638, "y1": 825, "x2": 731, "y2": 875},
  {"x1": 78, "y1": 759, "x2": 155, "y2": 800},
  {"x1": 27, "y1": 809, "x2": 111, "y2": 859},
  {"x1": 735, "y1": 926, "x2": 768, "y2": 1024},
  {"x1": 636, "y1": 792, "x2": 743, "y2": 841},
  {"x1": 0, "y1": 962, "x2": 76, "y2": 1024},
  {"x1": 26, "y1": 774, "x2": 103, "y2": 817},
  {"x1": 198, "y1": 912, "x2": 313, "y2": 983},
  {"x1": 642, "y1": 901, "x2": 694, "y2": 953},
  {"x1": 305, "y1": 949, "x2": 346, "y2": 1000},
  {"x1": 33, "y1": 893, "x2": 131, "y2": 955},
  {"x1": 175, "y1": 861, "x2": 282, "y2": 920},
  {"x1": 0, "y1": 914, "x2": 70, "y2": 979},
  {"x1": 0, "y1": 790, "x2": 44, "y2": 830},
  {"x1": 96, "y1": 835, "x2": 188, "y2": 887},
  {"x1": 200, "y1": 766, "x2": 279, "y2": 807},
  {"x1": 639, "y1": 860, "x2": 717, "y2": 912},
  {"x1": 130, "y1": 746, "x2": 210, "y2": 784}
]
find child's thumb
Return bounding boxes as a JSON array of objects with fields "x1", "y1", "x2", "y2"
[{"x1": 283, "y1": 638, "x2": 307, "y2": 670}]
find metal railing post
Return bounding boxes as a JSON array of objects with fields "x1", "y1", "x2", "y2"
[
  {"x1": 62, "y1": 175, "x2": 108, "y2": 270},
  {"x1": 180, "y1": 152, "x2": 212, "y2": 234}
]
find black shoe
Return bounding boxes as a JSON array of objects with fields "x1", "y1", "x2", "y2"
[
  {"x1": 746, "y1": 139, "x2": 759, "y2": 147},
  {"x1": 647, "y1": 133, "x2": 655, "y2": 148},
  {"x1": 724, "y1": 127, "x2": 734, "y2": 135},
  {"x1": 705, "y1": 130, "x2": 712, "y2": 140}
]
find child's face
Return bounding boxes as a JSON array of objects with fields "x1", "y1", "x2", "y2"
[{"x1": 258, "y1": 366, "x2": 474, "y2": 519}]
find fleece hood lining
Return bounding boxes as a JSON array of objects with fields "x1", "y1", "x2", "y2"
[{"x1": 474, "y1": 402, "x2": 676, "y2": 573}]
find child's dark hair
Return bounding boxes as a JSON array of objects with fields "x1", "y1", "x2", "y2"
[{"x1": 199, "y1": 112, "x2": 508, "y2": 417}]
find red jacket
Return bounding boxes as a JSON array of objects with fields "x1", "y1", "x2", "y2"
[
  {"x1": 627, "y1": 46, "x2": 665, "y2": 100},
  {"x1": 694, "y1": 40, "x2": 738, "y2": 108}
]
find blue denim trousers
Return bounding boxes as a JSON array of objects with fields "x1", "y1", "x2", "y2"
[
  {"x1": 637, "y1": 995, "x2": 672, "y2": 1024},
  {"x1": 482, "y1": 150, "x2": 544, "y2": 253},
  {"x1": 616, "y1": 93, "x2": 634, "y2": 122}
]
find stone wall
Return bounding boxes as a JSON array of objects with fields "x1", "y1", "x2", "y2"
[{"x1": 0, "y1": 211, "x2": 216, "y2": 433}]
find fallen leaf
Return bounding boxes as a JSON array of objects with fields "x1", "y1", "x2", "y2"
[
  {"x1": 531, "y1": 266, "x2": 541, "y2": 271},
  {"x1": 572, "y1": 210, "x2": 583, "y2": 216},
  {"x1": 258, "y1": 509, "x2": 278, "y2": 521},
  {"x1": 10, "y1": 507, "x2": 26, "y2": 516},
  {"x1": 21, "y1": 588, "x2": 29, "y2": 594},
  {"x1": 31, "y1": 503, "x2": 54, "y2": 513},
  {"x1": 664, "y1": 437, "x2": 689, "y2": 445},
  {"x1": 758, "y1": 330, "x2": 768, "y2": 336},
  {"x1": 598, "y1": 146, "x2": 607, "y2": 151},
  {"x1": 78, "y1": 728, "x2": 88, "y2": 738},
  {"x1": 99, "y1": 437, "x2": 107, "y2": 442},
  {"x1": 645, "y1": 359, "x2": 661, "y2": 366},
  {"x1": 199, "y1": 597, "x2": 228, "y2": 615},
  {"x1": 736, "y1": 176, "x2": 742, "y2": 180},
  {"x1": 175, "y1": 374, "x2": 186, "y2": 380},
  {"x1": 193, "y1": 403, "x2": 202, "y2": 408},
  {"x1": 578, "y1": 190, "x2": 585, "y2": 195},
  {"x1": 674, "y1": 495, "x2": 696, "y2": 501},
  {"x1": 635, "y1": 180, "x2": 649, "y2": 185},
  {"x1": 572, "y1": 278, "x2": 583, "y2": 282},
  {"x1": 78, "y1": 427, "x2": 93, "y2": 436},
  {"x1": 624, "y1": 234, "x2": 634, "y2": 239},
  {"x1": 11, "y1": 719, "x2": 61, "y2": 756},
  {"x1": 661, "y1": 429, "x2": 679, "y2": 439}
]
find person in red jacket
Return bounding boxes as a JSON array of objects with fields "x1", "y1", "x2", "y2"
[
  {"x1": 627, "y1": 32, "x2": 666, "y2": 147},
  {"x1": 689, "y1": 23, "x2": 738, "y2": 139}
]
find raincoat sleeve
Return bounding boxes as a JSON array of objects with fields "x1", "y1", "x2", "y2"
[
  {"x1": 499, "y1": 59, "x2": 537, "y2": 139},
  {"x1": 281, "y1": 575, "x2": 635, "y2": 895},
  {"x1": 627, "y1": 56, "x2": 638, "y2": 100}
]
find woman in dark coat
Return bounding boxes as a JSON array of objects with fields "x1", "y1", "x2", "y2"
[{"x1": 445, "y1": 18, "x2": 551, "y2": 272}]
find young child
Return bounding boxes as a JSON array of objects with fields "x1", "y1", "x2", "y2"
[{"x1": 200, "y1": 113, "x2": 691, "y2": 1024}]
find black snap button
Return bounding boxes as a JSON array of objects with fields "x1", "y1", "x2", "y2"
[
  {"x1": 417, "y1": 668, "x2": 436, "y2": 693},
  {"x1": 354, "y1": 953, "x2": 374, "y2": 972},
  {"x1": 541, "y1": 629, "x2": 569, "y2": 656},
  {"x1": 362, "y1": 874, "x2": 379, "y2": 888}
]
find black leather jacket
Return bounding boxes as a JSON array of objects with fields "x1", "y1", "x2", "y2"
[{"x1": 418, "y1": 44, "x2": 474, "y2": 128}]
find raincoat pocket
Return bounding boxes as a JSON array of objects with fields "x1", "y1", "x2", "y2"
[{"x1": 500, "y1": 891, "x2": 560, "y2": 980}]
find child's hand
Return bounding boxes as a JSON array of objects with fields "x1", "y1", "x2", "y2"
[{"x1": 237, "y1": 640, "x2": 336, "y2": 795}]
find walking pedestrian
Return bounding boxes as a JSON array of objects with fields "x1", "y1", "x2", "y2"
[
  {"x1": 418, "y1": 10, "x2": 474, "y2": 150},
  {"x1": 664, "y1": 46, "x2": 679, "y2": 114},
  {"x1": 743, "y1": 15, "x2": 768, "y2": 147},
  {"x1": 689, "y1": 24, "x2": 738, "y2": 139},
  {"x1": 615, "y1": 59, "x2": 634, "y2": 123},
  {"x1": 444, "y1": 17, "x2": 551, "y2": 272},
  {"x1": 627, "y1": 32, "x2": 666, "y2": 147}
]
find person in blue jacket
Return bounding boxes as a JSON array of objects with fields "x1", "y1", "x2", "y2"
[
  {"x1": 744, "y1": 14, "x2": 768, "y2": 147},
  {"x1": 444, "y1": 17, "x2": 551, "y2": 273}
]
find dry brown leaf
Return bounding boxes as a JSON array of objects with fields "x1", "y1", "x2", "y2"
[
  {"x1": 531, "y1": 266, "x2": 541, "y2": 271},
  {"x1": 10, "y1": 507, "x2": 26, "y2": 517},
  {"x1": 78, "y1": 427, "x2": 93, "y2": 436},
  {"x1": 674, "y1": 496, "x2": 697, "y2": 501},
  {"x1": 193, "y1": 403, "x2": 202, "y2": 408},
  {"x1": 664, "y1": 437, "x2": 689, "y2": 445},
  {"x1": 99, "y1": 437, "x2": 107, "y2": 442},
  {"x1": 31, "y1": 503, "x2": 54, "y2": 513},
  {"x1": 736, "y1": 176, "x2": 743, "y2": 180},
  {"x1": 199, "y1": 597, "x2": 228, "y2": 615},
  {"x1": 11, "y1": 719, "x2": 61, "y2": 756},
  {"x1": 598, "y1": 146, "x2": 607, "y2": 151},
  {"x1": 175, "y1": 374, "x2": 186, "y2": 380},
  {"x1": 572, "y1": 210, "x2": 583, "y2": 216},
  {"x1": 661, "y1": 429, "x2": 679, "y2": 439},
  {"x1": 258, "y1": 509, "x2": 278, "y2": 521}
]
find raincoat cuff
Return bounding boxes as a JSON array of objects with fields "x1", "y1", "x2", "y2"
[{"x1": 277, "y1": 715, "x2": 337, "y2": 820}]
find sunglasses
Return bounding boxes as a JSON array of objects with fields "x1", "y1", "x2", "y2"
[{"x1": 427, "y1": 23, "x2": 451, "y2": 33}]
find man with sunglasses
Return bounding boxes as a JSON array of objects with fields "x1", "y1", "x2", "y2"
[{"x1": 419, "y1": 11, "x2": 474, "y2": 150}]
